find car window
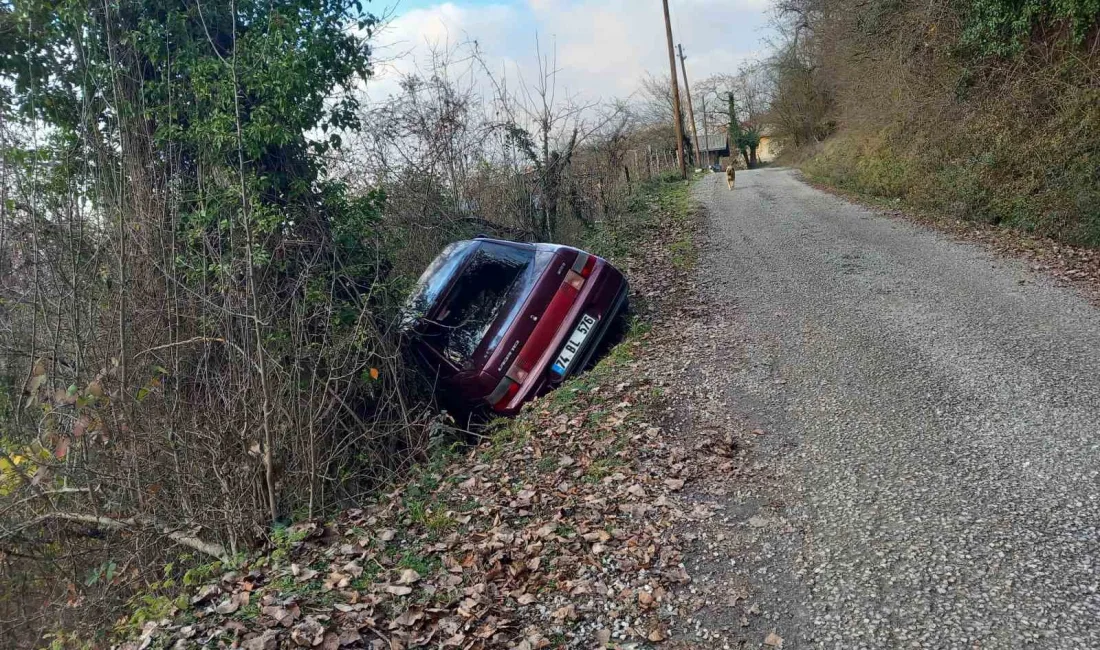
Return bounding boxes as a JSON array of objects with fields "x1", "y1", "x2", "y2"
[
  {"x1": 402, "y1": 240, "x2": 475, "y2": 328},
  {"x1": 431, "y1": 243, "x2": 536, "y2": 368}
]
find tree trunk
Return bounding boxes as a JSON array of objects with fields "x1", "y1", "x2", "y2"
[
  {"x1": 749, "y1": 145, "x2": 758, "y2": 168},
  {"x1": 741, "y1": 148, "x2": 750, "y2": 169}
]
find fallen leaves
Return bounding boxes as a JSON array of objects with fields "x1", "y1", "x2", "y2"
[
  {"x1": 550, "y1": 604, "x2": 575, "y2": 621},
  {"x1": 190, "y1": 583, "x2": 220, "y2": 606},
  {"x1": 117, "y1": 369, "x2": 703, "y2": 648},
  {"x1": 261, "y1": 602, "x2": 301, "y2": 628},
  {"x1": 291, "y1": 564, "x2": 317, "y2": 582},
  {"x1": 289, "y1": 617, "x2": 324, "y2": 647},
  {"x1": 240, "y1": 629, "x2": 279, "y2": 650},
  {"x1": 215, "y1": 590, "x2": 249, "y2": 615},
  {"x1": 391, "y1": 608, "x2": 424, "y2": 628}
]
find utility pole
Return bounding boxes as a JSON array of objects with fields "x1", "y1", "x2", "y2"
[
  {"x1": 701, "y1": 94, "x2": 709, "y2": 168},
  {"x1": 661, "y1": 0, "x2": 687, "y2": 179},
  {"x1": 677, "y1": 44, "x2": 702, "y2": 170}
]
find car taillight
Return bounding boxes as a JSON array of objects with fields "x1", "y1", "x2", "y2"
[
  {"x1": 580, "y1": 254, "x2": 596, "y2": 278},
  {"x1": 566, "y1": 253, "x2": 597, "y2": 289},
  {"x1": 487, "y1": 377, "x2": 520, "y2": 411}
]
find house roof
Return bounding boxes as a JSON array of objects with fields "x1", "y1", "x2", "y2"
[{"x1": 696, "y1": 134, "x2": 728, "y2": 153}]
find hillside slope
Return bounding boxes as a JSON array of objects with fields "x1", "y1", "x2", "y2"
[{"x1": 771, "y1": 0, "x2": 1100, "y2": 246}]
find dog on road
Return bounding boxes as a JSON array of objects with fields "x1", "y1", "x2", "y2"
[{"x1": 725, "y1": 164, "x2": 736, "y2": 190}]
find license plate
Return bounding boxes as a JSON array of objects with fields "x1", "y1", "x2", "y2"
[{"x1": 551, "y1": 313, "x2": 598, "y2": 378}]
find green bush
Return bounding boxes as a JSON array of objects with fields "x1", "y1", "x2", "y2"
[{"x1": 960, "y1": 0, "x2": 1100, "y2": 57}]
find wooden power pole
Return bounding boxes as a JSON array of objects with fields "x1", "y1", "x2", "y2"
[
  {"x1": 661, "y1": 0, "x2": 687, "y2": 179},
  {"x1": 677, "y1": 44, "x2": 702, "y2": 170},
  {"x1": 701, "y1": 95, "x2": 709, "y2": 167}
]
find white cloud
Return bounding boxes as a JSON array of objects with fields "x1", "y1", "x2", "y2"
[
  {"x1": 526, "y1": 0, "x2": 769, "y2": 104},
  {"x1": 383, "y1": 2, "x2": 518, "y2": 53},
  {"x1": 364, "y1": 0, "x2": 773, "y2": 107},
  {"x1": 364, "y1": 2, "x2": 522, "y2": 101}
]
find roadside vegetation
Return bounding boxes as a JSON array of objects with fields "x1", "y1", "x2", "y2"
[
  {"x1": 0, "y1": 0, "x2": 708, "y2": 641},
  {"x1": 98, "y1": 176, "x2": 695, "y2": 649},
  {"x1": 766, "y1": 0, "x2": 1100, "y2": 246}
]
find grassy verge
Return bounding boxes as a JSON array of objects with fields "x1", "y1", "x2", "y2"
[
  {"x1": 799, "y1": 97, "x2": 1100, "y2": 248},
  {"x1": 586, "y1": 172, "x2": 698, "y2": 280}
]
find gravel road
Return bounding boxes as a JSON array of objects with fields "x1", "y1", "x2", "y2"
[{"x1": 693, "y1": 168, "x2": 1100, "y2": 649}]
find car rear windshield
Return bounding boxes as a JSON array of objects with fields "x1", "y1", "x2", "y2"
[{"x1": 431, "y1": 243, "x2": 540, "y2": 368}]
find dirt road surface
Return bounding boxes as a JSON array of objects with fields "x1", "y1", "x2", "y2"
[{"x1": 683, "y1": 168, "x2": 1100, "y2": 648}]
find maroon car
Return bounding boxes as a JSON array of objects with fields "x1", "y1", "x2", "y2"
[{"x1": 402, "y1": 237, "x2": 629, "y2": 415}]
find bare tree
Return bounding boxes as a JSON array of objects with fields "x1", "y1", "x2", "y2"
[{"x1": 477, "y1": 38, "x2": 625, "y2": 239}]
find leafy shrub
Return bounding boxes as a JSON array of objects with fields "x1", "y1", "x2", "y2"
[{"x1": 960, "y1": 0, "x2": 1100, "y2": 57}]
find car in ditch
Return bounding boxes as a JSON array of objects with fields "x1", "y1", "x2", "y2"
[{"x1": 401, "y1": 236, "x2": 629, "y2": 416}]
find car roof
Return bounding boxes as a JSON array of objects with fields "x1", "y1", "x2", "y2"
[{"x1": 474, "y1": 236, "x2": 578, "y2": 255}]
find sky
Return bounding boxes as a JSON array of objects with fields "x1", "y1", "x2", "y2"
[{"x1": 363, "y1": 0, "x2": 775, "y2": 108}]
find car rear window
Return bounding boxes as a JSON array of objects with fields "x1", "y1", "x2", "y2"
[{"x1": 432, "y1": 243, "x2": 537, "y2": 368}]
